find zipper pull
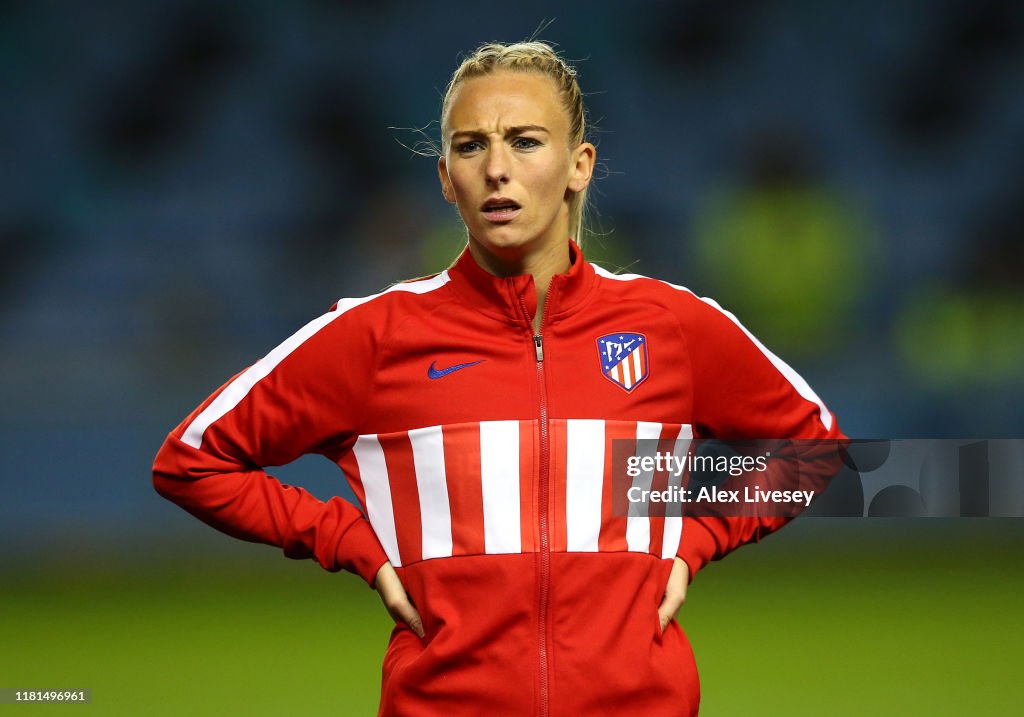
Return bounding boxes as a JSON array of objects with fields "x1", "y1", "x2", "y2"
[{"x1": 534, "y1": 334, "x2": 544, "y2": 362}]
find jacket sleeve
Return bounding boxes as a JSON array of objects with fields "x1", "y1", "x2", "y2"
[
  {"x1": 152, "y1": 304, "x2": 389, "y2": 586},
  {"x1": 675, "y1": 294, "x2": 846, "y2": 579}
]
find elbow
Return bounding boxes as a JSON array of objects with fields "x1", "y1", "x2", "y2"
[
  {"x1": 152, "y1": 469, "x2": 178, "y2": 506},
  {"x1": 152, "y1": 467, "x2": 176, "y2": 501},
  {"x1": 152, "y1": 434, "x2": 192, "y2": 504}
]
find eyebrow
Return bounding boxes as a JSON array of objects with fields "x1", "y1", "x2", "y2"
[{"x1": 450, "y1": 124, "x2": 550, "y2": 140}]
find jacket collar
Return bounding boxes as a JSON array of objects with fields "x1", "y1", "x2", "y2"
[{"x1": 447, "y1": 239, "x2": 598, "y2": 327}]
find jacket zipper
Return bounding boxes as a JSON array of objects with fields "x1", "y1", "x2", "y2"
[{"x1": 521, "y1": 294, "x2": 551, "y2": 717}]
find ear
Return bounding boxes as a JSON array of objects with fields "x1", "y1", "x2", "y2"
[
  {"x1": 567, "y1": 142, "x2": 596, "y2": 194},
  {"x1": 438, "y1": 156, "x2": 456, "y2": 204}
]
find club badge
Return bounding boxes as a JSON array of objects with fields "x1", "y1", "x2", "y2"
[{"x1": 597, "y1": 332, "x2": 649, "y2": 392}]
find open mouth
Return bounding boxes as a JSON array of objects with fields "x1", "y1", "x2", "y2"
[{"x1": 481, "y1": 198, "x2": 522, "y2": 222}]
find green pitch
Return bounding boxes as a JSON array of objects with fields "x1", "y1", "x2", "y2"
[{"x1": 1, "y1": 520, "x2": 1021, "y2": 715}]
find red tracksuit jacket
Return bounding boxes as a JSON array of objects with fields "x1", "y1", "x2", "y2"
[{"x1": 153, "y1": 240, "x2": 844, "y2": 716}]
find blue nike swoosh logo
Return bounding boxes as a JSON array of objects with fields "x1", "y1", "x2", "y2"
[{"x1": 428, "y1": 360, "x2": 485, "y2": 379}]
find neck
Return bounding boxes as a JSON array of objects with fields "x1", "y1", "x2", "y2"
[{"x1": 467, "y1": 236, "x2": 571, "y2": 331}]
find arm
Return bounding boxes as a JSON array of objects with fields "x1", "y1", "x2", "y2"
[
  {"x1": 152, "y1": 305, "x2": 389, "y2": 586},
  {"x1": 675, "y1": 294, "x2": 847, "y2": 580}
]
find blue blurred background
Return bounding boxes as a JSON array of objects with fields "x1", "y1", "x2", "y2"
[{"x1": 1, "y1": 1, "x2": 1022, "y2": 714}]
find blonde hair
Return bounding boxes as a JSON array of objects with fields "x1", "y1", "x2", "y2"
[{"x1": 440, "y1": 41, "x2": 591, "y2": 245}]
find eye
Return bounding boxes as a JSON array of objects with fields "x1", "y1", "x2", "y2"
[
  {"x1": 455, "y1": 140, "x2": 483, "y2": 154},
  {"x1": 512, "y1": 137, "x2": 541, "y2": 150}
]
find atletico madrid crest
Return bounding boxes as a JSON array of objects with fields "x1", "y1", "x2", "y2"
[{"x1": 597, "y1": 332, "x2": 649, "y2": 392}]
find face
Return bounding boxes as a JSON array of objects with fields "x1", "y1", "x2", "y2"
[{"x1": 438, "y1": 70, "x2": 595, "y2": 268}]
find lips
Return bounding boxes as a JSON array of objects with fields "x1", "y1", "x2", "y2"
[{"x1": 481, "y1": 197, "x2": 522, "y2": 222}]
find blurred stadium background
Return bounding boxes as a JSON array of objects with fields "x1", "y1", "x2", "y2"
[{"x1": 1, "y1": 1, "x2": 1022, "y2": 714}]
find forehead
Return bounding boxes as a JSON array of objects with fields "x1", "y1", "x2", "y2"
[{"x1": 445, "y1": 70, "x2": 567, "y2": 133}]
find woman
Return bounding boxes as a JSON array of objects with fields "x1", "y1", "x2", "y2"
[{"x1": 153, "y1": 41, "x2": 845, "y2": 716}]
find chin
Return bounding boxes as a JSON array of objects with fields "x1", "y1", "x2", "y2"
[{"x1": 471, "y1": 227, "x2": 536, "y2": 254}]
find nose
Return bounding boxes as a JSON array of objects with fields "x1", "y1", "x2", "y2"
[{"x1": 484, "y1": 143, "x2": 509, "y2": 186}]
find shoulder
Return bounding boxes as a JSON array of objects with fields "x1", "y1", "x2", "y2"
[
  {"x1": 318, "y1": 271, "x2": 455, "y2": 334},
  {"x1": 262, "y1": 271, "x2": 455, "y2": 372},
  {"x1": 589, "y1": 263, "x2": 723, "y2": 323},
  {"x1": 330, "y1": 271, "x2": 454, "y2": 316},
  {"x1": 589, "y1": 262, "x2": 775, "y2": 356}
]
